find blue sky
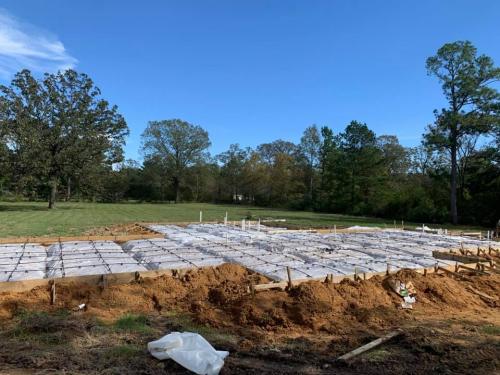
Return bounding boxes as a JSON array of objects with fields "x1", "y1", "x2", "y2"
[{"x1": 0, "y1": 1, "x2": 499, "y2": 161}]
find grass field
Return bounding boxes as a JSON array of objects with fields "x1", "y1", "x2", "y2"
[{"x1": 0, "y1": 201, "x2": 481, "y2": 238}]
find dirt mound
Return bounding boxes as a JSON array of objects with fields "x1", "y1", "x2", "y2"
[
  {"x1": 289, "y1": 281, "x2": 336, "y2": 312},
  {"x1": 196, "y1": 270, "x2": 500, "y2": 334},
  {"x1": 1, "y1": 265, "x2": 499, "y2": 374},
  {"x1": 84, "y1": 223, "x2": 152, "y2": 236},
  {"x1": 0, "y1": 263, "x2": 267, "y2": 321},
  {"x1": 0, "y1": 265, "x2": 499, "y2": 338}
]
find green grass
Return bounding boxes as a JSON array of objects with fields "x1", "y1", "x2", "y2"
[
  {"x1": 480, "y1": 324, "x2": 500, "y2": 336},
  {"x1": 113, "y1": 314, "x2": 152, "y2": 333},
  {"x1": 8, "y1": 310, "x2": 75, "y2": 346},
  {"x1": 162, "y1": 310, "x2": 238, "y2": 346},
  {"x1": 104, "y1": 344, "x2": 144, "y2": 358},
  {"x1": 0, "y1": 201, "x2": 482, "y2": 238}
]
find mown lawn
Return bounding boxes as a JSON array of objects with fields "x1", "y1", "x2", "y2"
[{"x1": 0, "y1": 201, "x2": 480, "y2": 238}]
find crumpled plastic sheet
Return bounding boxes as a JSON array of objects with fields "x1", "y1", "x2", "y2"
[{"x1": 148, "y1": 332, "x2": 229, "y2": 375}]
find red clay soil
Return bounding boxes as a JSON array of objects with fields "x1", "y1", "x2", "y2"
[
  {"x1": 84, "y1": 223, "x2": 154, "y2": 236},
  {"x1": 0, "y1": 264, "x2": 499, "y2": 374},
  {"x1": 0, "y1": 265, "x2": 498, "y2": 332}
]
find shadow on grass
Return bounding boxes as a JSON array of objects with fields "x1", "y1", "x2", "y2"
[{"x1": 0, "y1": 203, "x2": 81, "y2": 212}]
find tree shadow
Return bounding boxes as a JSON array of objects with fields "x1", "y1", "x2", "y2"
[{"x1": 0, "y1": 203, "x2": 78, "y2": 212}]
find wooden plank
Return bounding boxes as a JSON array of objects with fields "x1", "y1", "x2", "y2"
[
  {"x1": 0, "y1": 259, "x2": 486, "y2": 295},
  {"x1": 437, "y1": 266, "x2": 470, "y2": 280},
  {"x1": 466, "y1": 286, "x2": 498, "y2": 301},
  {"x1": 432, "y1": 251, "x2": 484, "y2": 264},
  {"x1": 337, "y1": 330, "x2": 402, "y2": 362},
  {"x1": 478, "y1": 263, "x2": 500, "y2": 274},
  {"x1": 0, "y1": 233, "x2": 161, "y2": 246},
  {"x1": 251, "y1": 262, "x2": 482, "y2": 292},
  {"x1": 457, "y1": 264, "x2": 489, "y2": 275},
  {"x1": 0, "y1": 267, "x2": 181, "y2": 294}
]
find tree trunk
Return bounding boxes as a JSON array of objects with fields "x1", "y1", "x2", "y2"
[
  {"x1": 66, "y1": 177, "x2": 71, "y2": 201},
  {"x1": 195, "y1": 174, "x2": 200, "y2": 202},
  {"x1": 48, "y1": 180, "x2": 57, "y2": 209},
  {"x1": 450, "y1": 143, "x2": 458, "y2": 225},
  {"x1": 309, "y1": 172, "x2": 314, "y2": 202},
  {"x1": 174, "y1": 177, "x2": 180, "y2": 203}
]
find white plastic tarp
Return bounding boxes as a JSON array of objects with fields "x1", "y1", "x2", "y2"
[{"x1": 148, "y1": 332, "x2": 229, "y2": 375}]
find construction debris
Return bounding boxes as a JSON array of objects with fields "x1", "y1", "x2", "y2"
[
  {"x1": 337, "y1": 330, "x2": 403, "y2": 362},
  {"x1": 148, "y1": 332, "x2": 229, "y2": 375},
  {"x1": 388, "y1": 279, "x2": 417, "y2": 309}
]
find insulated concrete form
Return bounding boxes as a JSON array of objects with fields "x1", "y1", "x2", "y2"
[
  {"x1": 145, "y1": 224, "x2": 335, "y2": 280},
  {"x1": 0, "y1": 224, "x2": 498, "y2": 284},
  {"x1": 123, "y1": 238, "x2": 225, "y2": 270},
  {"x1": 0, "y1": 243, "x2": 46, "y2": 282},
  {"x1": 147, "y1": 224, "x2": 499, "y2": 281},
  {"x1": 46, "y1": 241, "x2": 146, "y2": 278}
]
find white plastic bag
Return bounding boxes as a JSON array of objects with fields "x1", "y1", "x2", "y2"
[{"x1": 148, "y1": 332, "x2": 229, "y2": 375}]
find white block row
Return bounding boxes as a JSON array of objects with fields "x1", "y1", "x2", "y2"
[
  {"x1": 46, "y1": 241, "x2": 147, "y2": 278},
  {"x1": 146, "y1": 224, "x2": 499, "y2": 281},
  {"x1": 123, "y1": 238, "x2": 225, "y2": 270},
  {"x1": 0, "y1": 244, "x2": 46, "y2": 282}
]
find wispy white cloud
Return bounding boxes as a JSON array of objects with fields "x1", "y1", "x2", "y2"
[{"x1": 0, "y1": 8, "x2": 77, "y2": 79}]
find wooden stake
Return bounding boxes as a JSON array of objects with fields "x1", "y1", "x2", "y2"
[
  {"x1": 50, "y1": 280, "x2": 56, "y2": 305},
  {"x1": 337, "y1": 330, "x2": 402, "y2": 362},
  {"x1": 134, "y1": 271, "x2": 142, "y2": 282},
  {"x1": 100, "y1": 274, "x2": 108, "y2": 289},
  {"x1": 386, "y1": 263, "x2": 391, "y2": 275},
  {"x1": 286, "y1": 266, "x2": 293, "y2": 289}
]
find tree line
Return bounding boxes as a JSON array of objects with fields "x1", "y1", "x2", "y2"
[{"x1": 0, "y1": 41, "x2": 499, "y2": 226}]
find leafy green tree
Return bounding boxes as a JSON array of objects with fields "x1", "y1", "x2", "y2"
[
  {"x1": 0, "y1": 69, "x2": 128, "y2": 208},
  {"x1": 141, "y1": 119, "x2": 211, "y2": 202},
  {"x1": 317, "y1": 126, "x2": 339, "y2": 211},
  {"x1": 336, "y1": 121, "x2": 384, "y2": 214},
  {"x1": 256, "y1": 140, "x2": 304, "y2": 207},
  {"x1": 217, "y1": 144, "x2": 249, "y2": 202},
  {"x1": 425, "y1": 41, "x2": 500, "y2": 224},
  {"x1": 377, "y1": 135, "x2": 409, "y2": 176},
  {"x1": 299, "y1": 125, "x2": 321, "y2": 206},
  {"x1": 458, "y1": 145, "x2": 500, "y2": 225}
]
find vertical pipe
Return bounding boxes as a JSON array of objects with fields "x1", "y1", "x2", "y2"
[{"x1": 199, "y1": 211, "x2": 202, "y2": 223}]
